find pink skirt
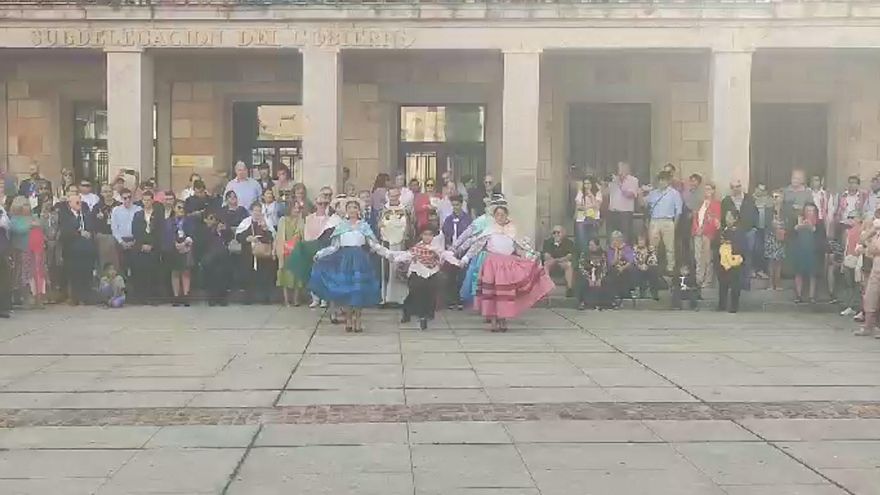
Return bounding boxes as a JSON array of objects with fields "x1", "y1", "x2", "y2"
[{"x1": 475, "y1": 253, "x2": 555, "y2": 319}]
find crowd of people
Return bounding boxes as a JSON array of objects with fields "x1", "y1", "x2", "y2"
[
  {"x1": 554, "y1": 161, "x2": 880, "y2": 336},
  {"x1": 4, "y1": 158, "x2": 880, "y2": 337},
  {"x1": 0, "y1": 162, "x2": 554, "y2": 333}
]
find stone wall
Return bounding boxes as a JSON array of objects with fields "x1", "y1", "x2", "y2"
[
  {"x1": 3, "y1": 54, "x2": 103, "y2": 185},
  {"x1": 155, "y1": 54, "x2": 301, "y2": 191}
]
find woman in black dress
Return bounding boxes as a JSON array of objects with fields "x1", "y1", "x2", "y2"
[{"x1": 163, "y1": 200, "x2": 197, "y2": 306}]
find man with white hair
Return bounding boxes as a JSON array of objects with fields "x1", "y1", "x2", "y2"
[{"x1": 224, "y1": 161, "x2": 262, "y2": 210}]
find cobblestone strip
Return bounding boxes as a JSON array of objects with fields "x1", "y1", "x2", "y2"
[{"x1": 0, "y1": 401, "x2": 879, "y2": 427}]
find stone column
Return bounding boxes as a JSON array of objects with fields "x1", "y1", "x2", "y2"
[
  {"x1": 106, "y1": 49, "x2": 154, "y2": 181},
  {"x1": 501, "y1": 50, "x2": 541, "y2": 242},
  {"x1": 302, "y1": 48, "x2": 341, "y2": 195},
  {"x1": 710, "y1": 50, "x2": 752, "y2": 192},
  {"x1": 155, "y1": 80, "x2": 172, "y2": 190}
]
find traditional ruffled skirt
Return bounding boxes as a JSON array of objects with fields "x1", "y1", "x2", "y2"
[
  {"x1": 308, "y1": 246, "x2": 380, "y2": 308},
  {"x1": 286, "y1": 238, "x2": 329, "y2": 282},
  {"x1": 475, "y1": 253, "x2": 555, "y2": 319}
]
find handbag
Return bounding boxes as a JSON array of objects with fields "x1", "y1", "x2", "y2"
[
  {"x1": 283, "y1": 235, "x2": 300, "y2": 257},
  {"x1": 251, "y1": 226, "x2": 273, "y2": 259},
  {"x1": 227, "y1": 239, "x2": 242, "y2": 254}
]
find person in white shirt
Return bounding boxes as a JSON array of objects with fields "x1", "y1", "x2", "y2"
[
  {"x1": 460, "y1": 203, "x2": 556, "y2": 332},
  {"x1": 395, "y1": 226, "x2": 460, "y2": 330},
  {"x1": 179, "y1": 173, "x2": 202, "y2": 201},
  {"x1": 309, "y1": 199, "x2": 393, "y2": 333},
  {"x1": 260, "y1": 188, "x2": 279, "y2": 229},
  {"x1": 78, "y1": 179, "x2": 100, "y2": 210}
]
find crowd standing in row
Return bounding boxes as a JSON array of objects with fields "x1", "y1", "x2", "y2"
[
  {"x1": 0, "y1": 162, "x2": 554, "y2": 333},
  {"x1": 4, "y1": 160, "x2": 880, "y2": 337}
]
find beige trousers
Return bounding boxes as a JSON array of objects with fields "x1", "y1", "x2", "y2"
[
  {"x1": 693, "y1": 234, "x2": 714, "y2": 288},
  {"x1": 649, "y1": 219, "x2": 676, "y2": 272}
]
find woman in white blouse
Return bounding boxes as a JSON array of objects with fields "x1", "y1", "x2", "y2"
[
  {"x1": 461, "y1": 204, "x2": 555, "y2": 332},
  {"x1": 308, "y1": 198, "x2": 391, "y2": 332}
]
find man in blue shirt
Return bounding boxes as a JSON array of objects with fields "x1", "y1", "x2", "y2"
[
  {"x1": 224, "y1": 161, "x2": 263, "y2": 210},
  {"x1": 646, "y1": 170, "x2": 683, "y2": 273},
  {"x1": 110, "y1": 189, "x2": 142, "y2": 280}
]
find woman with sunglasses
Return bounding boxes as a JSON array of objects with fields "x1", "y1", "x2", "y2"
[{"x1": 163, "y1": 200, "x2": 197, "y2": 306}]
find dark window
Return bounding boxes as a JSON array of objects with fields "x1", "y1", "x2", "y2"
[{"x1": 751, "y1": 103, "x2": 828, "y2": 190}]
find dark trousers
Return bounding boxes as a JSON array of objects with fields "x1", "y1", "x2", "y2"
[
  {"x1": 132, "y1": 250, "x2": 162, "y2": 303},
  {"x1": 119, "y1": 246, "x2": 137, "y2": 280},
  {"x1": 635, "y1": 267, "x2": 660, "y2": 298},
  {"x1": 246, "y1": 256, "x2": 277, "y2": 304},
  {"x1": 753, "y1": 228, "x2": 768, "y2": 273},
  {"x1": 718, "y1": 267, "x2": 742, "y2": 312},
  {"x1": 65, "y1": 258, "x2": 94, "y2": 304},
  {"x1": 607, "y1": 267, "x2": 634, "y2": 299},
  {"x1": 672, "y1": 288, "x2": 698, "y2": 310},
  {"x1": 0, "y1": 252, "x2": 11, "y2": 314},
  {"x1": 675, "y1": 211, "x2": 694, "y2": 269},
  {"x1": 202, "y1": 254, "x2": 230, "y2": 304},
  {"x1": 406, "y1": 273, "x2": 440, "y2": 320},
  {"x1": 445, "y1": 265, "x2": 464, "y2": 306},
  {"x1": 577, "y1": 280, "x2": 614, "y2": 308},
  {"x1": 607, "y1": 211, "x2": 634, "y2": 244}
]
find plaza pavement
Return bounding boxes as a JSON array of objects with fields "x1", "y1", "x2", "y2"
[{"x1": 0, "y1": 306, "x2": 878, "y2": 494}]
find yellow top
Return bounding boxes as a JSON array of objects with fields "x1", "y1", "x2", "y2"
[{"x1": 719, "y1": 242, "x2": 743, "y2": 271}]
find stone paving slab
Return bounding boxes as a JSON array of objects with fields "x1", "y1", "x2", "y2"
[{"x1": 0, "y1": 307, "x2": 878, "y2": 494}]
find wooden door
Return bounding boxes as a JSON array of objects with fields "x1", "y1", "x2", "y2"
[
  {"x1": 569, "y1": 103, "x2": 652, "y2": 183},
  {"x1": 750, "y1": 103, "x2": 828, "y2": 189}
]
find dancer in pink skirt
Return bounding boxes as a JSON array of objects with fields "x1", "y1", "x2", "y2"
[{"x1": 461, "y1": 202, "x2": 555, "y2": 332}]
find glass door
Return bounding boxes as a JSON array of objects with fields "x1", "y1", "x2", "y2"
[
  {"x1": 399, "y1": 105, "x2": 486, "y2": 188},
  {"x1": 73, "y1": 104, "x2": 109, "y2": 183},
  {"x1": 233, "y1": 102, "x2": 304, "y2": 181}
]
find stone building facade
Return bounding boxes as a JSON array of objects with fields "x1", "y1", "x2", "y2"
[{"x1": 1, "y1": 2, "x2": 880, "y2": 240}]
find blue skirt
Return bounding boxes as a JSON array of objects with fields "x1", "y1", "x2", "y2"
[
  {"x1": 459, "y1": 250, "x2": 488, "y2": 303},
  {"x1": 308, "y1": 246, "x2": 380, "y2": 308}
]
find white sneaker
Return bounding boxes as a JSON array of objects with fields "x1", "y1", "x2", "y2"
[
  {"x1": 840, "y1": 307, "x2": 855, "y2": 317},
  {"x1": 320, "y1": 300, "x2": 328, "y2": 308},
  {"x1": 308, "y1": 299, "x2": 320, "y2": 309}
]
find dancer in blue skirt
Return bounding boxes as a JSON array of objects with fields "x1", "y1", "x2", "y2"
[{"x1": 309, "y1": 197, "x2": 391, "y2": 332}]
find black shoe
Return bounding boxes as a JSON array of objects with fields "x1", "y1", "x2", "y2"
[
  {"x1": 401, "y1": 314, "x2": 411, "y2": 324},
  {"x1": 565, "y1": 288, "x2": 574, "y2": 298},
  {"x1": 419, "y1": 318, "x2": 428, "y2": 331}
]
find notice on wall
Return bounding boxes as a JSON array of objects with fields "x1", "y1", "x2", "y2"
[
  {"x1": 172, "y1": 155, "x2": 214, "y2": 169},
  {"x1": 29, "y1": 27, "x2": 415, "y2": 49}
]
